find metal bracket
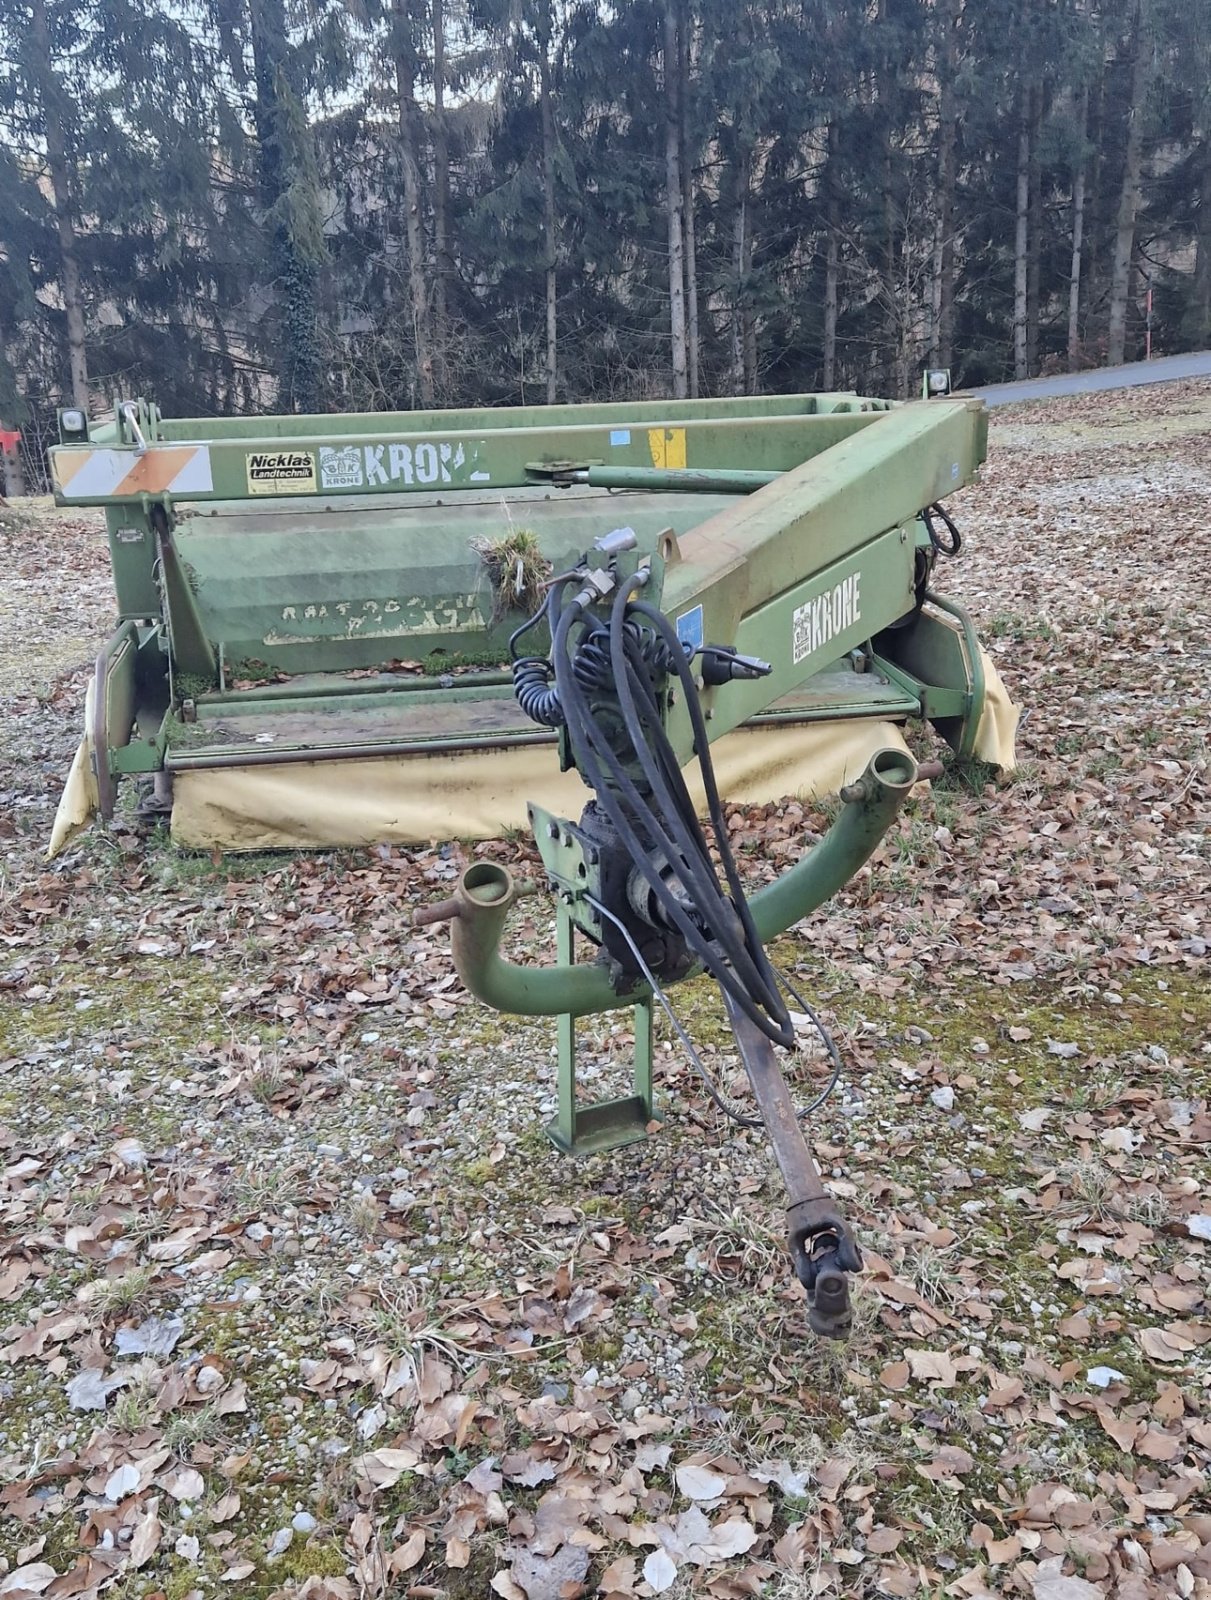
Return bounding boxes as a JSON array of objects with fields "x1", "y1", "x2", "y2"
[
  {"x1": 529, "y1": 806, "x2": 659, "y2": 1155},
  {"x1": 546, "y1": 901, "x2": 658, "y2": 1158},
  {"x1": 530, "y1": 802, "x2": 604, "y2": 944}
]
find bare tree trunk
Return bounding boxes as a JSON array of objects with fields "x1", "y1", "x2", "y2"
[
  {"x1": 823, "y1": 122, "x2": 839, "y2": 390},
  {"x1": 683, "y1": 160, "x2": 700, "y2": 399},
  {"x1": 663, "y1": 0, "x2": 688, "y2": 398},
  {"x1": 431, "y1": 0, "x2": 450, "y2": 395},
  {"x1": 934, "y1": 0, "x2": 960, "y2": 369},
  {"x1": 1013, "y1": 87, "x2": 1030, "y2": 380},
  {"x1": 731, "y1": 173, "x2": 745, "y2": 394},
  {"x1": 29, "y1": 0, "x2": 89, "y2": 410},
  {"x1": 731, "y1": 147, "x2": 755, "y2": 394},
  {"x1": 1026, "y1": 86, "x2": 1043, "y2": 375},
  {"x1": 678, "y1": 0, "x2": 699, "y2": 398},
  {"x1": 1086, "y1": 48, "x2": 1106, "y2": 322},
  {"x1": 394, "y1": 0, "x2": 434, "y2": 405},
  {"x1": 1068, "y1": 87, "x2": 1089, "y2": 368},
  {"x1": 1108, "y1": 1, "x2": 1149, "y2": 366},
  {"x1": 539, "y1": 36, "x2": 558, "y2": 404},
  {"x1": 878, "y1": 0, "x2": 899, "y2": 392},
  {"x1": 742, "y1": 216, "x2": 757, "y2": 393},
  {"x1": 1193, "y1": 137, "x2": 1211, "y2": 341}
]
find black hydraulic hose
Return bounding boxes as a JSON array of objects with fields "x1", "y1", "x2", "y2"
[
  {"x1": 605, "y1": 585, "x2": 787, "y2": 1028},
  {"x1": 626, "y1": 594, "x2": 793, "y2": 1045},
  {"x1": 551, "y1": 598, "x2": 760, "y2": 1020},
  {"x1": 511, "y1": 577, "x2": 572, "y2": 728},
  {"x1": 508, "y1": 589, "x2": 551, "y2": 660},
  {"x1": 508, "y1": 569, "x2": 583, "y2": 662},
  {"x1": 923, "y1": 502, "x2": 962, "y2": 556},
  {"x1": 551, "y1": 575, "x2": 793, "y2": 1047}
]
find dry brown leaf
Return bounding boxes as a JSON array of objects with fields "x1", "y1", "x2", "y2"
[
  {"x1": 388, "y1": 1528, "x2": 426, "y2": 1574},
  {"x1": 0, "y1": 1567, "x2": 57, "y2": 1598},
  {"x1": 906, "y1": 1349, "x2": 959, "y2": 1386},
  {"x1": 866, "y1": 1527, "x2": 902, "y2": 1554},
  {"x1": 127, "y1": 1500, "x2": 162, "y2": 1570},
  {"x1": 352, "y1": 1446, "x2": 421, "y2": 1490},
  {"x1": 675, "y1": 1464, "x2": 728, "y2": 1501}
]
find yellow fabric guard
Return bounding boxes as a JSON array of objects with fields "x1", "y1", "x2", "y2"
[
  {"x1": 47, "y1": 645, "x2": 1017, "y2": 857},
  {"x1": 47, "y1": 682, "x2": 99, "y2": 858},
  {"x1": 168, "y1": 719, "x2": 915, "y2": 853},
  {"x1": 973, "y1": 650, "x2": 1019, "y2": 769}
]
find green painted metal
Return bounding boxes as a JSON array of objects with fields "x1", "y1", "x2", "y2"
[
  {"x1": 874, "y1": 598, "x2": 985, "y2": 759},
  {"x1": 444, "y1": 749, "x2": 922, "y2": 1021},
  {"x1": 547, "y1": 904, "x2": 657, "y2": 1158},
  {"x1": 155, "y1": 489, "x2": 726, "y2": 676},
  {"x1": 56, "y1": 389, "x2": 991, "y2": 826},
  {"x1": 747, "y1": 748, "x2": 918, "y2": 944},
  {"x1": 579, "y1": 466, "x2": 778, "y2": 493},
  {"x1": 74, "y1": 391, "x2": 892, "y2": 451},
  {"x1": 52, "y1": 411, "x2": 889, "y2": 510}
]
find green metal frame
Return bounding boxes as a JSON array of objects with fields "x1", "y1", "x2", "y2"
[
  {"x1": 874, "y1": 594, "x2": 986, "y2": 760},
  {"x1": 425, "y1": 751, "x2": 923, "y2": 1156},
  {"x1": 549, "y1": 907, "x2": 657, "y2": 1157},
  {"x1": 444, "y1": 750, "x2": 920, "y2": 1021},
  {"x1": 60, "y1": 390, "x2": 993, "y2": 840}
]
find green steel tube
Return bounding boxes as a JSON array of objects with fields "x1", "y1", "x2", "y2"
[
  {"x1": 449, "y1": 862, "x2": 627, "y2": 1018},
  {"x1": 444, "y1": 748, "x2": 919, "y2": 1018},
  {"x1": 748, "y1": 746, "x2": 919, "y2": 944},
  {"x1": 578, "y1": 466, "x2": 778, "y2": 494}
]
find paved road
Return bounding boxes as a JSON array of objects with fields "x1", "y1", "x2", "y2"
[{"x1": 968, "y1": 349, "x2": 1211, "y2": 407}]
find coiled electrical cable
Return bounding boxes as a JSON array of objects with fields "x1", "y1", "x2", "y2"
[
  {"x1": 511, "y1": 656, "x2": 564, "y2": 727},
  {"x1": 571, "y1": 617, "x2": 684, "y2": 694}
]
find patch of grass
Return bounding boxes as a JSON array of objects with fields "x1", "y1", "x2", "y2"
[
  {"x1": 232, "y1": 1157, "x2": 308, "y2": 1219},
  {"x1": 471, "y1": 526, "x2": 551, "y2": 621},
  {"x1": 983, "y1": 611, "x2": 1059, "y2": 645},
  {"x1": 343, "y1": 1187, "x2": 381, "y2": 1238},
  {"x1": 258, "y1": 1534, "x2": 348, "y2": 1589},
  {"x1": 162, "y1": 1400, "x2": 227, "y2": 1453},
  {"x1": 86, "y1": 1263, "x2": 157, "y2": 1316}
]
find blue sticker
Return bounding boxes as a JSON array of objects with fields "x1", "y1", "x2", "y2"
[
  {"x1": 676, "y1": 605, "x2": 704, "y2": 652},
  {"x1": 951, "y1": 461, "x2": 960, "y2": 480},
  {"x1": 610, "y1": 429, "x2": 631, "y2": 447}
]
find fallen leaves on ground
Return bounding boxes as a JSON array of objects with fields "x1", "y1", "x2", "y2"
[{"x1": 1, "y1": 388, "x2": 1209, "y2": 1597}]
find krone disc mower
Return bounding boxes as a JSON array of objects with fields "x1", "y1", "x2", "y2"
[{"x1": 50, "y1": 391, "x2": 1016, "y2": 1332}]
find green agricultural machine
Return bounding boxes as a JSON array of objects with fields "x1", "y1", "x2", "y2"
[{"x1": 51, "y1": 391, "x2": 1015, "y2": 1334}]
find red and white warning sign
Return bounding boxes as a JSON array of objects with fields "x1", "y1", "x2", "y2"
[{"x1": 52, "y1": 445, "x2": 214, "y2": 500}]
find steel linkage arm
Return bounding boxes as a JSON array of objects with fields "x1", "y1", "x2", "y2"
[
  {"x1": 414, "y1": 747, "x2": 926, "y2": 1017},
  {"x1": 414, "y1": 747, "x2": 930, "y2": 1338},
  {"x1": 724, "y1": 993, "x2": 864, "y2": 1338}
]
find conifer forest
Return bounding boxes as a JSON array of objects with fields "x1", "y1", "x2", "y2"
[{"x1": 2, "y1": 0, "x2": 1210, "y2": 462}]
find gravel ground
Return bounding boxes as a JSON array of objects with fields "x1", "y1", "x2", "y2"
[{"x1": 1, "y1": 386, "x2": 1208, "y2": 1600}]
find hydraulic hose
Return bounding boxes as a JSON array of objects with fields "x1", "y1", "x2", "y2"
[{"x1": 549, "y1": 579, "x2": 793, "y2": 1045}]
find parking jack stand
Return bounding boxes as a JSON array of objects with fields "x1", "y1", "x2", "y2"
[{"x1": 545, "y1": 903, "x2": 658, "y2": 1157}]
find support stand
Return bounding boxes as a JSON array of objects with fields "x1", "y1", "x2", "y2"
[{"x1": 544, "y1": 903, "x2": 659, "y2": 1157}]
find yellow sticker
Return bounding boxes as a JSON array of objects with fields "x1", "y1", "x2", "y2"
[
  {"x1": 245, "y1": 450, "x2": 317, "y2": 495},
  {"x1": 647, "y1": 427, "x2": 687, "y2": 470}
]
